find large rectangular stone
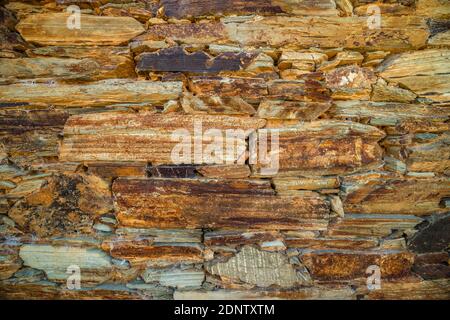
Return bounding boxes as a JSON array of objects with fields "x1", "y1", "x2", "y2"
[
  {"x1": 341, "y1": 172, "x2": 450, "y2": 215},
  {"x1": 378, "y1": 49, "x2": 450, "y2": 103},
  {"x1": 0, "y1": 80, "x2": 182, "y2": 107},
  {"x1": 16, "y1": 13, "x2": 145, "y2": 46},
  {"x1": 60, "y1": 112, "x2": 265, "y2": 164},
  {"x1": 252, "y1": 120, "x2": 385, "y2": 176},
  {"x1": 139, "y1": 16, "x2": 428, "y2": 51},
  {"x1": 113, "y1": 178, "x2": 330, "y2": 230}
]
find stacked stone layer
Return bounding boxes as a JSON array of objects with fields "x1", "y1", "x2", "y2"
[{"x1": 0, "y1": 0, "x2": 449, "y2": 300}]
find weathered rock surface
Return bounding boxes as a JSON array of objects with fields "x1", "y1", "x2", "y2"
[
  {"x1": 301, "y1": 250, "x2": 415, "y2": 280},
  {"x1": 16, "y1": 13, "x2": 145, "y2": 46},
  {"x1": 101, "y1": 228, "x2": 203, "y2": 268},
  {"x1": 136, "y1": 47, "x2": 257, "y2": 74},
  {"x1": 341, "y1": 172, "x2": 450, "y2": 215},
  {"x1": 206, "y1": 246, "x2": 309, "y2": 287},
  {"x1": 378, "y1": 49, "x2": 450, "y2": 103},
  {"x1": 19, "y1": 245, "x2": 113, "y2": 285},
  {"x1": 1, "y1": 0, "x2": 449, "y2": 301},
  {"x1": 113, "y1": 178, "x2": 329, "y2": 230},
  {"x1": 8, "y1": 174, "x2": 113, "y2": 237},
  {"x1": 141, "y1": 16, "x2": 428, "y2": 51},
  {"x1": 60, "y1": 112, "x2": 265, "y2": 163},
  {"x1": 252, "y1": 120, "x2": 385, "y2": 176},
  {"x1": 0, "y1": 80, "x2": 182, "y2": 107}
]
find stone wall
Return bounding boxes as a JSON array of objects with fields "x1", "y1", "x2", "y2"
[{"x1": 0, "y1": 0, "x2": 449, "y2": 300}]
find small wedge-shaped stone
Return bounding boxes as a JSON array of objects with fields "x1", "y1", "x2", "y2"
[
  {"x1": 256, "y1": 99, "x2": 331, "y2": 120},
  {"x1": 16, "y1": 13, "x2": 145, "y2": 46},
  {"x1": 113, "y1": 178, "x2": 330, "y2": 230},
  {"x1": 268, "y1": 79, "x2": 331, "y2": 102},
  {"x1": 378, "y1": 49, "x2": 450, "y2": 103},
  {"x1": 252, "y1": 120, "x2": 385, "y2": 176},
  {"x1": 60, "y1": 112, "x2": 265, "y2": 163},
  {"x1": 0, "y1": 80, "x2": 182, "y2": 107},
  {"x1": 341, "y1": 172, "x2": 450, "y2": 215},
  {"x1": 188, "y1": 76, "x2": 268, "y2": 101},
  {"x1": 19, "y1": 245, "x2": 112, "y2": 285},
  {"x1": 273, "y1": 177, "x2": 339, "y2": 191},
  {"x1": 206, "y1": 245, "x2": 309, "y2": 287}
]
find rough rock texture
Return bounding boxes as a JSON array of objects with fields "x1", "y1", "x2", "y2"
[{"x1": 0, "y1": 0, "x2": 449, "y2": 300}]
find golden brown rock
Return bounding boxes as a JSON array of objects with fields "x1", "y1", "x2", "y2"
[
  {"x1": 378, "y1": 49, "x2": 450, "y2": 103},
  {"x1": 141, "y1": 16, "x2": 428, "y2": 51},
  {"x1": 8, "y1": 174, "x2": 113, "y2": 237},
  {"x1": 113, "y1": 178, "x2": 330, "y2": 230},
  {"x1": 60, "y1": 112, "x2": 265, "y2": 163},
  {"x1": 0, "y1": 80, "x2": 182, "y2": 108},
  {"x1": 301, "y1": 250, "x2": 415, "y2": 280},
  {"x1": 252, "y1": 120, "x2": 385, "y2": 176},
  {"x1": 16, "y1": 13, "x2": 145, "y2": 46},
  {"x1": 341, "y1": 172, "x2": 450, "y2": 215},
  {"x1": 256, "y1": 99, "x2": 331, "y2": 120}
]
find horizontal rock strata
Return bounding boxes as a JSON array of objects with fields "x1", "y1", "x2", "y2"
[{"x1": 0, "y1": 0, "x2": 449, "y2": 301}]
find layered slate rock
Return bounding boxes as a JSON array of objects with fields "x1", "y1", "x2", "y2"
[
  {"x1": 0, "y1": 57, "x2": 106, "y2": 82},
  {"x1": 256, "y1": 99, "x2": 331, "y2": 120},
  {"x1": 19, "y1": 245, "x2": 113, "y2": 285},
  {"x1": 408, "y1": 215, "x2": 450, "y2": 253},
  {"x1": 341, "y1": 172, "x2": 450, "y2": 215},
  {"x1": 0, "y1": 6, "x2": 29, "y2": 58},
  {"x1": 60, "y1": 112, "x2": 265, "y2": 163},
  {"x1": 136, "y1": 46, "x2": 257, "y2": 73},
  {"x1": 174, "y1": 285, "x2": 356, "y2": 300},
  {"x1": 268, "y1": 79, "x2": 331, "y2": 102},
  {"x1": 327, "y1": 214, "x2": 423, "y2": 237},
  {"x1": 113, "y1": 178, "x2": 330, "y2": 230},
  {"x1": 1, "y1": 0, "x2": 450, "y2": 301},
  {"x1": 25, "y1": 46, "x2": 136, "y2": 81},
  {"x1": 206, "y1": 245, "x2": 310, "y2": 287},
  {"x1": 16, "y1": 13, "x2": 145, "y2": 46},
  {"x1": 331, "y1": 101, "x2": 450, "y2": 128},
  {"x1": 8, "y1": 174, "x2": 113, "y2": 237},
  {"x1": 0, "y1": 80, "x2": 182, "y2": 107},
  {"x1": 0, "y1": 109, "x2": 69, "y2": 166},
  {"x1": 252, "y1": 120, "x2": 385, "y2": 176},
  {"x1": 362, "y1": 278, "x2": 450, "y2": 300},
  {"x1": 140, "y1": 16, "x2": 428, "y2": 51},
  {"x1": 159, "y1": 0, "x2": 283, "y2": 18},
  {"x1": 142, "y1": 268, "x2": 204, "y2": 289},
  {"x1": 188, "y1": 76, "x2": 268, "y2": 101},
  {"x1": 378, "y1": 49, "x2": 450, "y2": 103},
  {"x1": 101, "y1": 228, "x2": 203, "y2": 268},
  {"x1": 158, "y1": 0, "x2": 339, "y2": 18},
  {"x1": 301, "y1": 250, "x2": 415, "y2": 280}
]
